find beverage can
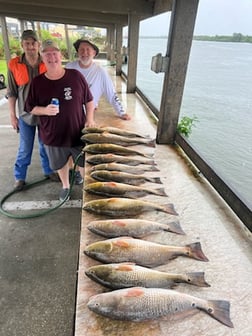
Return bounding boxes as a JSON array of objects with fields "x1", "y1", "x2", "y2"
[{"x1": 51, "y1": 98, "x2": 59, "y2": 106}]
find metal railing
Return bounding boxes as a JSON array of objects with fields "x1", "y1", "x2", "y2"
[{"x1": 132, "y1": 82, "x2": 252, "y2": 232}]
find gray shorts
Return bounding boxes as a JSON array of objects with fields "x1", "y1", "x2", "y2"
[{"x1": 44, "y1": 145, "x2": 85, "y2": 170}]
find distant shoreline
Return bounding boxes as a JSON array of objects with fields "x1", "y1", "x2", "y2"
[{"x1": 138, "y1": 34, "x2": 252, "y2": 43}]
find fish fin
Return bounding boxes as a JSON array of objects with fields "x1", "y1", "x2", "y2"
[
  {"x1": 145, "y1": 139, "x2": 156, "y2": 148},
  {"x1": 185, "y1": 272, "x2": 211, "y2": 287},
  {"x1": 203, "y1": 300, "x2": 234, "y2": 328},
  {"x1": 143, "y1": 153, "x2": 154, "y2": 158},
  {"x1": 164, "y1": 221, "x2": 185, "y2": 235},
  {"x1": 163, "y1": 203, "x2": 179, "y2": 216},
  {"x1": 147, "y1": 177, "x2": 162, "y2": 184},
  {"x1": 107, "y1": 182, "x2": 118, "y2": 187},
  {"x1": 125, "y1": 287, "x2": 145, "y2": 297},
  {"x1": 116, "y1": 264, "x2": 135, "y2": 271},
  {"x1": 113, "y1": 239, "x2": 131, "y2": 248},
  {"x1": 113, "y1": 220, "x2": 127, "y2": 227},
  {"x1": 154, "y1": 188, "x2": 168, "y2": 197},
  {"x1": 186, "y1": 242, "x2": 209, "y2": 262}
]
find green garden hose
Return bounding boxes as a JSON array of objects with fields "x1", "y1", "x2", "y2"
[{"x1": 0, "y1": 151, "x2": 83, "y2": 219}]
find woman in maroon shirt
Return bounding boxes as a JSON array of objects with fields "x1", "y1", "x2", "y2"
[{"x1": 25, "y1": 39, "x2": 95, "y2": 201}]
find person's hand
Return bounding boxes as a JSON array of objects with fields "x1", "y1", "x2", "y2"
[
  {"x1": 10, "y1": 114, "x2": 19, "y2": 132},
  {"x1": 85, "y1": 119, "x2": 96, "y2": 127},
  {"x1": 46, "y1": 104, "x2": 59, "y2": 116},
  {"x1": 120, "y1": 113, "x2": 131, "y2": 120}
]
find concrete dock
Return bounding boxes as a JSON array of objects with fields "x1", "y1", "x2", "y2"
[{"x1": 0, "y1": 63, "x2": 252, "y2": 336}]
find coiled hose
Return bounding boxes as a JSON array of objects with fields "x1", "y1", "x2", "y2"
[{"x1": 0, "y1": 151, "x2": 83, "y2": 219}]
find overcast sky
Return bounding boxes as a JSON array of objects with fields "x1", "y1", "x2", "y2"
[{"x1": 139, "y1": 0, "x2": 252, "y2": 36}]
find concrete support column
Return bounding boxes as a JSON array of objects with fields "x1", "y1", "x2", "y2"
[
  {"x1": 106, "y1": 26, "x2": 115, "y2": 62},
  {"x1": 157, "y1": 0, "x2": 199, "y2": 144},
  {"x1": 115, "y1": 24, "x2": 123, "y2": 75},
  {"x1": 64, "y1": 24, "x2": 72, "y2": 60},
  {"x1": 127, "y1": 13, "x2": 140, "y2": 93}
]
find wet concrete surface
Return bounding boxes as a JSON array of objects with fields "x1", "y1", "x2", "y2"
[
  {"x1": 0, "y1": 87, "x2": 82, "y2": 336},
  {"x1": 74, "y1": 67, "x2": 252, "y2": 336},
  {"x1": 1, "y1": 62, "x2": 252, "y2": 336}
]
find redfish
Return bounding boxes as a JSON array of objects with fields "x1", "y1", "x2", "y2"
[
  {"x1": 83, "y1": 143, "x2": 153, "y2": 158},
  {"x1": 87, "y1": 218, "x2": 185, "y2": 237},
  {"x1": 90, "y1": 162, "x2": 159, "y2": 174},
  {"x1": 90, "y1": 170, "x2": 162, "y2": 186},
  {"x1": 87, "y1": 287, "x2": 233, "y2": 327},
  {"x1": 84, "y1": 181, "x2": 168, "y2": 198},
  {"x1": 81, "y1": 132, "x2": 155, "y2": 147},
  {"x1": 83, "y1": 197, "x2": 178, "y2": 217},
  {"x1": 86, "y1": 154, "x2": 157, "y2": 166},
  {"x1": 84, "y1": 237, "x2": 209, "y2": 267},
  {"x1": 82, "y1": 126, "x2": 149, "y2": 138},
  {"x1": 85, "y1": 263, "x2": 210, "y2": 289}
]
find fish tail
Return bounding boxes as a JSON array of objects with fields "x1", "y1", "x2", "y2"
[
  {"x1": 186, "y1": 242, "x2": 209, "y2": 261},
  {"x1": 147, "y1": 177, "x2": 162, "y2": 184},
  {"x1": 141, "y1": 160, "x2": 157, "y2": 165},
  {"x1": 202, "y1": 300, "x2": 234, "y2": 328},
  {"x1": 149, "y1": 166, "x2": 159, "y2": 171},
  {"x1": 162, "y1": 203, "x2": 178, "y2": 216},
  {"x1": 142, "y1": 152, "x2": 154, "y2": 158},
  {"x1": 145, "y1": 139, "x2": 156, "y2": 147},
  {"x1": 185, "y1": 272, "x2": 210, "y2": 287},
  {"x1": 164, "y1": 221, "x2": 185, "y2": 235},
  {"x1": 154, "y1": 188, "x2": 168, "y2": 197}
]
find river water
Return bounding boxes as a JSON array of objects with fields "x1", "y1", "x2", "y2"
[{"x1": 124, "y1": 39, "x2": 252, "y2": 206}]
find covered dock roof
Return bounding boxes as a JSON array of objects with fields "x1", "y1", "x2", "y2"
[{"x1": 0, "y1": 0, "x2": 172, "y2": 27}]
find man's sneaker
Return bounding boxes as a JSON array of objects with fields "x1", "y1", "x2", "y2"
[
  {"x1": 59, "y1": 188, "x2": 70, "y2": 201},
  {"x1": 45, "y1": 172, "x2": 60, "y2": 182},
  {"x1": 74, "y1": 171, "x2": 83, "y2": 185},
  {"x1": 14, "y1": 180, "x2": 26, "y2": 191}
]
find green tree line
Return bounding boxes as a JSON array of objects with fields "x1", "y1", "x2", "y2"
[
  {"x1": 194, "y1": 33, "x2": 252, "y2": 43},
  {"x1": 0, "y1": 30, "x2": 106, "y2": 60}
]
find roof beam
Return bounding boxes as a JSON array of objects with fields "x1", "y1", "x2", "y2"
[
  {"x1": 0, "y1": 0, "x2": 154, "y2": 15},
  {"x1": 0, "y1": 4, "x2": 128, "y2": 26}
]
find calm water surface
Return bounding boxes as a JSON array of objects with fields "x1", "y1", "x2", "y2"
[{"x1": 124, "y1": 39, "x2": 252, "y2": 205}]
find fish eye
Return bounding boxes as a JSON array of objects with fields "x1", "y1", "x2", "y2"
[{"x1": 191, "y1": 302, "x2": 196, "y2": 307}]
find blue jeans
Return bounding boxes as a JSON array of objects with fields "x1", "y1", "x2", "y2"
[{"x1": 14, "y1": 117, "x2": 53, "y2": 181}]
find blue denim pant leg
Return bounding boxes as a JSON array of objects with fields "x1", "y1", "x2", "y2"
[
  {"x1": 37, "y1": 132, "x2": 54, "y2": 176},
  {"x1": 14, "y1": 118, "x2": 53, "y2": 180},
  {"x1": 14, "y1": 117, "x2": 36, "y2": 180}
]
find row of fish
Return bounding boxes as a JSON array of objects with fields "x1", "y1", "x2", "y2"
[{"x1": 81, "y1": 126, "x2": 233, "y2": 328}]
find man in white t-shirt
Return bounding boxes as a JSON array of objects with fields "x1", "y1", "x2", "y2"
[{"x1": 65, "y1": 39, "x2": 130, "y2": 120}]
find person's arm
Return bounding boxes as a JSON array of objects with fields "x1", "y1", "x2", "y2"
[
  {"x1": 102, "y1": 70, "x2": 131, "y2": 120},
  {"x1": 7, "y1": 69, "x2": 19, "y2": 131},
  {"x1": 8, "y1": 96, "x2": 19, "y2": 131},
  {"x1": 31, "y1": 104, "x2": 59, "y2": 116},
  {"x1": 84, "y1": 100, "x2": 96, "y2": 127}
]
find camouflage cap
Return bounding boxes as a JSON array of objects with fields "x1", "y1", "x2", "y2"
[{"x1": 41, "y1": 39, "x2": 60, "y2": 52}]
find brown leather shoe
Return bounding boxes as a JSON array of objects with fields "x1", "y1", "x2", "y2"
[
  {"x1": 14, "y1": 180, "x2": 26, "y2": 191},
  {"x1": 45, "y1": 172, "x2": 60, "y2": 182}
]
